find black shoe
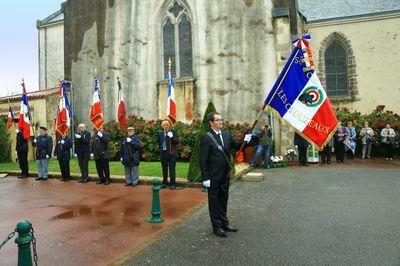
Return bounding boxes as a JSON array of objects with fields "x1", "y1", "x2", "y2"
[
  {"x1": 64, "y1": 179, "x2": 70, "y2": 182},
  {"x1": 35, "y1": 177, "x2": 42, "y2": 181},
  {"x1": 96, "y1": 181, "x2": 103, "y2": 185},
  {"x1": 213, "y1": 228, "x2": 227, "y2": 237},
  {"x1": 82, "y1": 179, "x2": 89, "y2": 183},
  {"x1": 17, "y1": 174, "x2": 24, "y2": 178},
  {"x1": 222, "y1": 225, "x2": 238, "y2": 232},
  {"x1": 125, "y1": 183, "x2": 132, "y2": 186},
  {"x1": 170, "y1": 185, "x2": 176, "y2": 190},
  {"x1": 78, "y1": 178, "x2": 84, "y2": 183},
  {"x1": 161, "y1": 184, "x2": 168, "y2": 189},
  {"x1": 60, "y1": 178, "x2": 65, "y2": 181},
  {"x1": 42, "y1": 178, "x2": 48, "y2": 181},
  {"x1": 104, "y1": 181, "x2": 110, "y2": 185}
]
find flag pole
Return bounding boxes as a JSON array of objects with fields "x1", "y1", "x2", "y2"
[
  {"x1": 167, "y1": 58, "x2": 173, "y2": 155},
  {"x1": 232, "y1": 48, "x2": 301, "y2": 164},
  {"x1": 22, "y1": 78, "x2": 37, "y2": 160}
]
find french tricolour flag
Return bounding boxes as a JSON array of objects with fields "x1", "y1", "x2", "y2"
[
  {"x1": 17, "y1": 81, "x2": 31, "y2": 139},
  {"x1": 166, "y1": 65, "x2": 176, "y2": 126},
  {"x1": 56, "y1": 82, "x2": 72, "y2": 136},
  {"x1": 7, "y1": 105, "x2": 14, "y2": 129},
  {"x1": 264, "y1": 34, "x2": 339, "y2": 148},
  {"x1": 90, "y1": 77, "x2": 104, "y2": 129},
  {"x1": 116, "y1": 77, "x2": 127, "y2": 129}
]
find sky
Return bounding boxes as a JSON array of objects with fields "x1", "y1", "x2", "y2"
[{"x1": 0, "y1": 0, "x2": 64, "y2": 97}]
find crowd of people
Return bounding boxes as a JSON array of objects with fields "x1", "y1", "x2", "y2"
[
  {"x1": 14, "y1": 120, "x2": 180, "y2": 189},
  {"x1": 250, "y1": 119, "x2": 398, "y2": 167}
]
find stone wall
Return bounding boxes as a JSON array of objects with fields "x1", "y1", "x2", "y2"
[
  {"x1": 62, "y1": 0, "x2": 288, "y2": 127},
  {"x1": 308, "y1": 12, "x2": 400, "y2": 114},
  {"x1": 38, "y1": 24, "x2": 64, "y2": 90}
]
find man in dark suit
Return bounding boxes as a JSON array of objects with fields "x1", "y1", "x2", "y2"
[
  {"x1": 157, "y1": 120, "x2": 179, "y2": 189},
  {"x1": 54, "y1": 131, "x2": 73, "y2": 181},
  {"x1": 15, "y1": 129, "x2": 29, "y2": 178},
  {"x1": 91, "y1": 126, "x2": 111, "y2": 185},
  {"x1": 74, "y1": 123, "x2": 91, "y2": 183},
  {"x1": 294, "y1": 132, "x2": 309, "y2": 166},
  {"x1": 200, "y1": 112, "x2": 252, "y2": 237},
  {"x1": 32, "y1": 126, "x2": 53, "y2": 181}
]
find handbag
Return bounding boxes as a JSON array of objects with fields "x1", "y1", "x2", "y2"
[{"x1": 366, "y1": 136, "x2": 376, "y2": 143}]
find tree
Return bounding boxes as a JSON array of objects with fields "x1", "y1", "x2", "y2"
[
  {"x1": 186, "y1": 102, "x2": 217, "y2": 181},
  {"x1": 0, "y1": 118, "x2": 11, "y2": 162}
]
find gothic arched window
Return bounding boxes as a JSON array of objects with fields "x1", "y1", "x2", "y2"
[
  {"x1": 324, "y1": 41, "x2": 348, "y2": 97},
  {"x1": 162, "y1": 1, "x2": 193, "y2": 78}
]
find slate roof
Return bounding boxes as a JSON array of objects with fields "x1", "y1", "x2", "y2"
[
  {"x1": 37, "y1": 9, "x2": 64, "y2": 28},
  {"x1": 298, "y1": 0, "x2": 400, "y2": 22}
]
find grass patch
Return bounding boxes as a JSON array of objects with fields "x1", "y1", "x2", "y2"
[{"x1": 0, "y1": 159, "x2": 189, "y2": 178}]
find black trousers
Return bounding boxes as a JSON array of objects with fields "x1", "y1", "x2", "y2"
[
  {"x1": 321, "y1": 146, "x2": 331, "y2": 163},
  {"x1": 17, "y1": 151, "x2": 29, "y2": 176},
  {"x1": 208, "y1": 178, "x2": 230, "y2": 230},
  {"x1": 298, "y1": 147, "x2": 308, "y2": 165},
  {"x1": 161, "y1": 152, "x2": 176, "y2": 185},
  {"x1": 95, "y1": 158, "x2": 110, "y2": 183},
  {"x1": 384, "y1": 143, "x2": 394, "y2": 158},
  {"x1": 336, "y1": 142, "x2": 345, "y2": 162},
  {"x1": 58, "y1": 160, "x2": 70, "y2": 180},
  {"x1": 78, "y1": 153, "x2": 89, "y2": 180}
]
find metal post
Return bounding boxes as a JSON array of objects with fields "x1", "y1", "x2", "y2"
[
  {"x1": 147, "y1": 178, "x2": 165, "y2": 223},
  {"x1": 15, "y1": 220, "x2": 33, "y2": 266}
]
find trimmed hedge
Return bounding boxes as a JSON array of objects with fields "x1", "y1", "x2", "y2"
[{"x1": 0, "y1": 118, "x2": 11, "y2": 162}]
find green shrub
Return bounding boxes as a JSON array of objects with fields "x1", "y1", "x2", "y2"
[{"x1": 0, "y1": 118, "x2": 11, "y2": 162}]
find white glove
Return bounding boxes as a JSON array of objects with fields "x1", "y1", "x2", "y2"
[
  {"x1": 97, "y1": 131, "x2": 103, "y2": 138},
  {"x1": 90, "y1": 153, "x2": 94, "y2": 159},
  {"x1": 203, "y1": 180, "x2": 211, "y2": 188},
  {"x1": 74, "y1": 154, "x2": 78, "y2": 158},
  {"x1": 75, "y1": 133, "x2": 81, "y2": 139},
  {"x1": 61, "y1": 140, "x2": 65, "y2": 144},
  {"x1": 167, "y1": 132, "x2": 173, "y2": 138},
  {"x1": 45, "y1": 155, "x2": 49, "y2": 159},
  {"x1": 33, "y1": 139, "x2": 37, "y2": 143},
  {"x1": 120, "y1": 158, "x2": 123, "y2": 162},
  {"x1": 127, "y1": 137, "x2": 132, "y2": 143},
  {"x1": 15, "y1": 129, "x2": 20, "y2": 134},
  {"x1": 15, "y1": 151, "x2": 18, "y2": 155},
  {"x1": 244, "y1": 134, "x2": 252, "y2": 143}
]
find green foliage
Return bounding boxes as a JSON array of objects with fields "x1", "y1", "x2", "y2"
[
  {"x1": 334, "y1": 105, "x2": 400, "y2": 155},
  {"x1": 0, "y1": 118, "x2": 11, "y2": 162},
  {"x1": 187, "y1": 102, "x2": 217, "y2": 181}
]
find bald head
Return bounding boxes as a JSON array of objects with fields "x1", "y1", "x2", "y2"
[
  {"x1": 78, "y1": 124, "x2": 86, "y2": 132},
  {"x1": 161, "y1": 120, "x2": 171, "y2": 131}
]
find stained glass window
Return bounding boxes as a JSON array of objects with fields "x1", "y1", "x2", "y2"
[
  {"x1": 179, "y1": 16, "x2": 193, "y2": 77},
  {"x1": 163, "y1": 18, "x2": 176, "y2": 75}
]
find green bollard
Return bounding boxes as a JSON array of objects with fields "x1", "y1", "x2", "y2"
[
  {"x1": 15, "y1": 220, "x2": 33, "y2": 266},
  {"x1": 147, "y1": 178, "x2": 165, "y2": 223}
]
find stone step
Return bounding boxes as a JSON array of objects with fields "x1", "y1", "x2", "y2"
[{"x1": 241, "y1": 172, "x2": 264, "y2": 182}]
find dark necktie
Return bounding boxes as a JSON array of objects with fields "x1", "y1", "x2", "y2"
[{"x1": 217, "y1": 133, "x2": 224, "y2": 147}]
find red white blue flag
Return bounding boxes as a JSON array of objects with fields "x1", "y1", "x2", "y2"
[
  {"x1": 116, "y1": 77, "x2": 127, "y2": 129},
  {"x1": 17, "y1": 81, "x2": 31, "y2": 139},
  {"x1": 264, "y1": 34, "x2": 338, "y2": 148},
  {"x1": 56, "y1": 81, "x2": 72, "y2": 136},
  {"x1": 7, "y1": 105, "x2": 14, "y2": 129},
  {"x1": 90, "y1": 76, "x2": 104, "y2": 129},
  {"x1": 166, "y1": 60, "x2": 176, "y2": 125}
]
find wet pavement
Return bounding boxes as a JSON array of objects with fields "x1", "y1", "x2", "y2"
[
  {"x1": 126, "y1": 159, "x2": 400, "y2": 265},
  {"x1": 0, "y1": 177, "x2": 207, "y2": 266}
]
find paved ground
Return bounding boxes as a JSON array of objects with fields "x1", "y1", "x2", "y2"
[
  {"x1": 126, "y1": 159, "x2": 400, "y2": 265},
  {"x1": 0, "y1": 177, "x2": 206, "y2": 266}
]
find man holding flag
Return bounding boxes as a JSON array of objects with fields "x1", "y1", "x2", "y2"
[
  {"x1": 16, "y1": 81, "x2": 31, "y2": 178},
  {"x1": 54, "y1": 82, "x2": 73, "y2": 181}
]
